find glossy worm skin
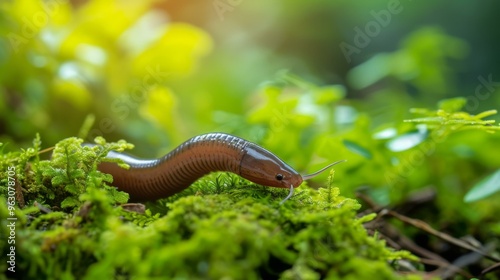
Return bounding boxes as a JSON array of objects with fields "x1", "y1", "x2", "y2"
[{"x1": 96, "y1": 133, "x2": 303, "y2": 201}]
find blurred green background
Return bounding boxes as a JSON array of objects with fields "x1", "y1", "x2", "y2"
[
  {"x1": 2, "y1": 0, "x2": 500, "y2": 248},
  {"x1": 2, "y1": 0, "x2": 499, "y2": 148}
]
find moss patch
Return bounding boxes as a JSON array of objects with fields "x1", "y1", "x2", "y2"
[{"x1": 1, "y1": 136, "x2": 419, "y2": 279}]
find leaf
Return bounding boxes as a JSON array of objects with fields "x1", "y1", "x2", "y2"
[
  {"x1": 61, "y1": 197, "x2": 80, "y2": 209},
  {"x1": 313, "y1": 85, "x2": 345, "y2": 104},
  {"x1": 343, "y1": 140, "x2": 372, "y2": 159},
  {"x1": 356, "y1": 213, "x2": 377, "y2": 224},
  {"x1": 51, "y1": 174, "x2": 68, "y2": 186},
  {"x1": 438, "y1": 97, "x2": 466, "y2": 112},
  {"x1": 464, "y1": 169, "x2": 500, "y2": 202},
  {"x1": 372, "y1": 127, "x2": 397, "y2": 140},
  {"x1": 110, "y1": 188, "x2": 130, "y2": 204},
  {"x1": 404, "y1": 117, "x2": 443, "y2": 123},
  {"x1": 72, "y1": 169, "x2": 86, "y2": 180},
  {"x1": 65, "y1": 183, "x2": 80, "y2": 195},
  {"x1": 386, "y1": 129, "x2": 427, "y2": 152},
  {"x1": 117, "y1": 162, "x2": 131, "y2": 170}
]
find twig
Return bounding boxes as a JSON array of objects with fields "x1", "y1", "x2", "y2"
[
  {"x1": 385, "y1": 210, "x2": 500, "y2": 262},
  {"x1": 34, "y1": 201, "x2": 52, "y2": 213},
  {"x1": 356, "y1": 191, "x2": 498, "y2": 279},
  {"x1": 481, "y1": 262, "x2": 500, "y2": 277},
  {"x1": 121, "y1": 203, "x2": 146, "y2": 214}
]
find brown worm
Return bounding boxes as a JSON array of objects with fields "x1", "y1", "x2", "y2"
[{"x1": 94, "y1": 133, "x2": 345, "y2": 202}]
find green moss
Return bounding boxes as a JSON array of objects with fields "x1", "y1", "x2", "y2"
[
  {"x1": 405, "y1": 97, "x2": 500, "y2": 133},
  {"x1": 1, "y1": 136, "x2": 419, "y2": 279}
]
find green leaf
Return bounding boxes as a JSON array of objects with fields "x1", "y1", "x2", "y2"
[
  {"x1": 61, "y1": 197, "x2": 80, "y2": 209},
  {"x1": 373, "y1": 127, "x2": 397, "y2": 140},
  {"x1": 313, "y1": 85, "x2": 345, "y2": 104},
  {"x1": 343, "y1": 140, "x2": 372, "y2": 159},
  {"x1": 110, "y1": 188, "x2": 130, "y2": 204},
  {"x1": 65, "y1": 183, "x2": 80, "y2": 195},
  {"x1": 464, "y1": 169, "x2": 500, "y2": 202},
  {"x1": 386, "y1": 129, "x2": 427, "y2": 152},
  {"x1": 356, "y1": 213, "x2": 377, "y2": 224},
  {"x1": 438, "y1": 97, "x2": 466, "y2": 112},
  {"x1": 51, "y1": 174, "x2": 67, "y2": 186}
]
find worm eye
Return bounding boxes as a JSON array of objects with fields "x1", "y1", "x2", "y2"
[{"x1": 275, "y1": 174, "x2": 284, "y2": 181}]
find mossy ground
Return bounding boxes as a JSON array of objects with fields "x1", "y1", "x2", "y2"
[{"x1": 1, "y1": 136, "x2": 421, "y2": 279}]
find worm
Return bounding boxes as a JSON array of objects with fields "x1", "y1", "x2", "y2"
[{"x1": 93, "y1": 133, "x2": 345, "y2": 202}]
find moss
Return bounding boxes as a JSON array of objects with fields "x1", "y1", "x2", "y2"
[{"x1": 1, "y1": 136, "x2": 419, "y2": 279}]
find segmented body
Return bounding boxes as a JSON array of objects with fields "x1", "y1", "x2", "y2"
[{"x1": 97, "y1": 133, "x2": 301, "y2": 201}]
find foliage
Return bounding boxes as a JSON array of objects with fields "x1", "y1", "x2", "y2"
[
  {"x1": 464, "y1": 169, "x2": 500, "y2": 203},
  {"x1": 1, "y1": 0, "x2": 500, "y2": 278},
  {"x1": 404, "y1": 98, "x2": 499, "y2": 133},
  {"x1": 1, "y1": 136, "x2": 417, "y2": 279},
  {"x1": 348, "y1": 27, "x2": 469, "y2": 98},
  {"x1": 1, "y1": 136, "x2": 132, "y2": 212},
  {"x1": 0, "y1": 0, "x2": 212, "y2": 147}
]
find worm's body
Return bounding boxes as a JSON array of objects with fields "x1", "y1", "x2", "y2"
[{"x1": 97, "y1": 133, "x2": 303, "y2": 201}]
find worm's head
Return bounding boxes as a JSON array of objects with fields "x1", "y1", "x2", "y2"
[{"x1": 239, "y1": 143, "x2": 303, "y2": 188}]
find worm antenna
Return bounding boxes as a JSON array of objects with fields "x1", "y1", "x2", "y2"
[
  {"x1": 301, "y1": 160, "x2": 347, "y2": 181},
  {"x1": 279, "y1": 184, "x2": 295, "y2": 205}
]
